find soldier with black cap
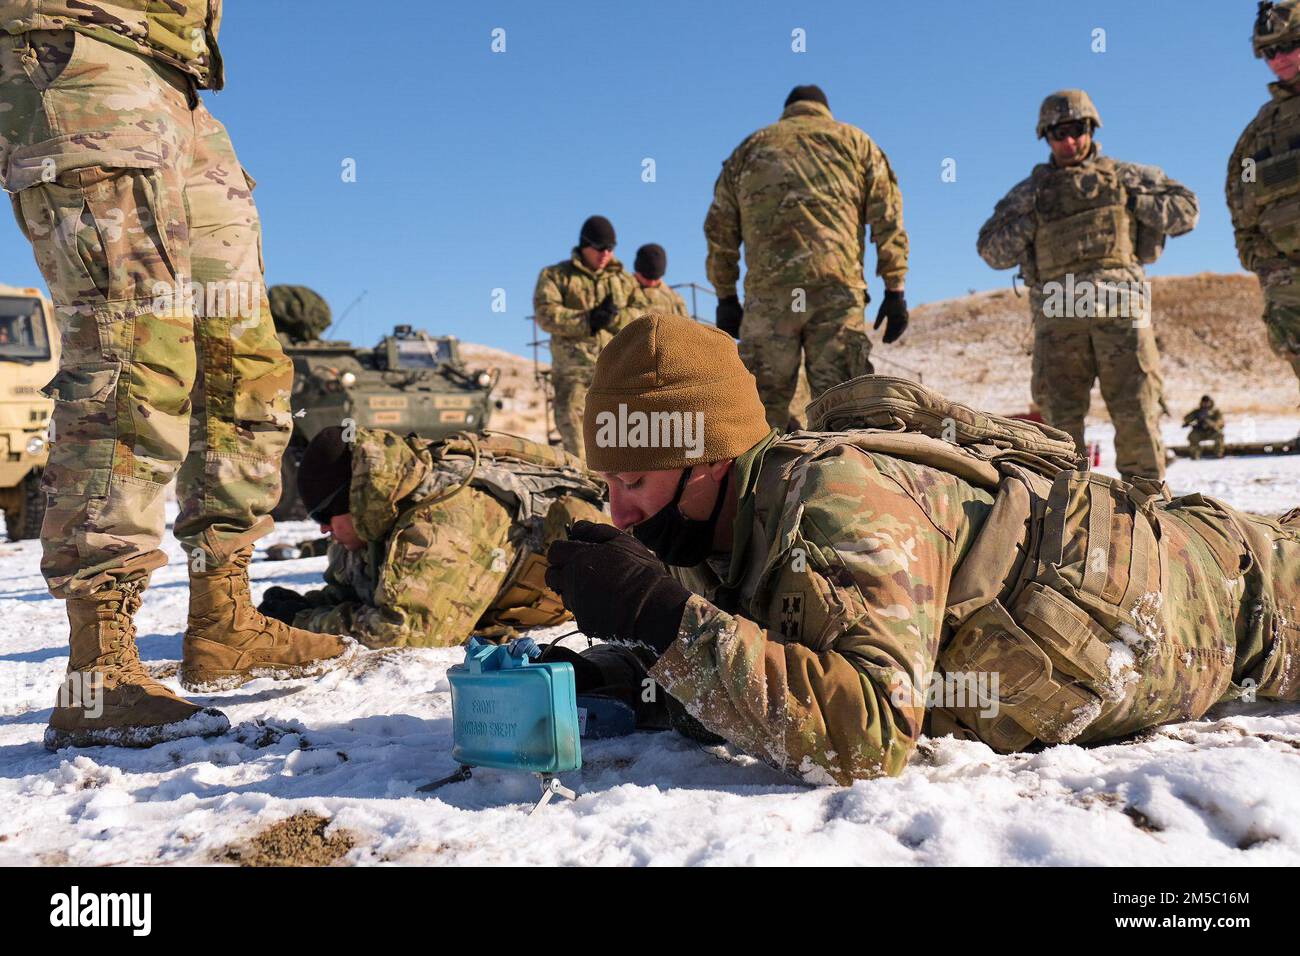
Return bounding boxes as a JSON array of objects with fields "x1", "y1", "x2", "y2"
[
  {"x1": 533, "y1": 215, "x2": 639, "y2": 459},
  {"x1": 630, "y1": 243, "x2": 689, "y2": 318}
]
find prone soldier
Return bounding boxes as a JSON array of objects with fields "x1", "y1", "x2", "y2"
[{"x1": 545, "y1": 312, "x2": 1300, "y2": 785}]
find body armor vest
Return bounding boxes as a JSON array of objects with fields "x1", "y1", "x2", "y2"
[
  {"x1": 1245, "y1": 92, "x2": 1300, "y2": 258},
  {"x1": 1032, "y1": 156, "x2": 1138, "y2": 278}
]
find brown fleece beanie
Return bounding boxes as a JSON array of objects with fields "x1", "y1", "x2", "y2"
[{"x1": 583, "y1": 311, "x2": 770, "y2": 472}]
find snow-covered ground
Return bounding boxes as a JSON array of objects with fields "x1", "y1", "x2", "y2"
[{"x1": 1, "y1": 421, "x2": 1297, "y2": 866}]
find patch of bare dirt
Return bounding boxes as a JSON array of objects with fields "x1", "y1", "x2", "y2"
[{"x1": 217, "y1": 812, "x2": 355, "y2": 867}]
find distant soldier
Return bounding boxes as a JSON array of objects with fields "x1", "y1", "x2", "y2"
[
  {"x1": 0, "y1": 3, "x2": 348, "y2": 749},
  {"x1": 260, "y1": 425, "x2": 609, "y2": 647},
  {"x1": 704, "y1": 84, "x2": 910, "y2": 428},
  {"x1": 1227, "y1": 0, "x2": 1300, "y2": 397},
  {"x1": 1183, "y1": 395, "x2": 1227, "y2": 459},
  {"x1": 533, "y1": 216, "x2": 639, "y2": 459},
  {"x1": 978, "y1": 90, "x2": 1199, "y2": 483},
  {"x1": 630, "y1": 244, "x2": 689, "y2": 318}
]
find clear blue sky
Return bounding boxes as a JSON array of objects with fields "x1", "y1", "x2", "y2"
[{"x1": 0, "y1": 0, "x2": 1271, "y2": 356}]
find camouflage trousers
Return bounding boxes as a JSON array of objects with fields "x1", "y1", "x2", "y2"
[
  {"x1": 739, "y1": 284, "x2": 873, "y2": 429},
  {"x1": 0, "y1": 32, "x2": 290, "y2": 598},
  {"x1": 1260, "y1": 275, "x2": 1300, "y2": 393},
  {"x1": 1186, "y1": 427, "x2": 1225, "y2": 459},
  {"x1": 549, "y1": 336, "x2": 604, "y2": 461},
  {"x1": 1030, "y1": 314, "x2": 1166, "y2": 481}
]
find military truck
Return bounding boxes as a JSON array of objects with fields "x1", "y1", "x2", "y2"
[
  {"x1": 270, "y1": 286, "x2": 500, "y2": 519},
  {"x1": 0, "y1": 285, "x2": 58, "y2": 541}
]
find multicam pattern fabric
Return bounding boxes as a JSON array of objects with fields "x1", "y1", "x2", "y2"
[
  {"x1": 0, "y1": 29, "x2": 283, "y2": 597},
  {"x1": 977, "y1": 144, "x2": 1199, "y2": 480},
  {"x1": 649, "y1": 431, "x2": 1300, "y2": 785},
  {"x1": 533, "y1": 250, "x2": 639, "y2": 459},
  {"x1": 293, "y1": 427, "x2": 607, "y2": 648}
]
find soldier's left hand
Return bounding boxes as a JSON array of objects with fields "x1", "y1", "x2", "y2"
[
  {"x1": 874, "y1": 289, "x2": 909, "y2": 344},
  {"x1": 544, "y1": 520, "x2": 691, "y2": 655}
]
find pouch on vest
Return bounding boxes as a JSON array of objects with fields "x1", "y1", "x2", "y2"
[
  {"x1": 448, "y1": 637, "x2": 581, "y2": 774},
  {"x1": 1035, "y1": 205, "x2": 1136, "y2": 277},
  {"x1": 936, "y1": 598, "x2": 1101, "y2": 748},
  {"x1": 1037, "y1": 471, "x2": 1162, "y2": 633}
]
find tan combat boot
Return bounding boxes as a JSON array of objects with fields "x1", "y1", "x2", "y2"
[
  {"x1": 180, "y1": 547, "x2": 353, "y2": 691},
  {"x1": 45, "y1": 586, "x2": 230, "y2": 751}
]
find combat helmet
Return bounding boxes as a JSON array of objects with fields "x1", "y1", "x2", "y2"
[
  {"x1": 1036, "y1": 89, "x2": 1101, "y2": 139},
  {"x1": 1255, "y1": 1, "x2": 1300, "y2": 58}
]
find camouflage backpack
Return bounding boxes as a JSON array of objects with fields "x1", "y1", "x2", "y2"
[
  {"x1": 803, "y1": 376, "x2": 1247, "y2": 751},
  {"x1": 806, "y1": 374, "x2": 1081, "y2": 482}
]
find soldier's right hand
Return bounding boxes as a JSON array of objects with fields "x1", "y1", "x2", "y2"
[
  {"x1": 716, "y1": 296, "x2": 743, "y2": 338},
  {"x1": 874, "y1": 290, "x2": 909, "y2": 344},
  {"x1": 588, "y1": 294, "x2": 617, "y2": 335}
]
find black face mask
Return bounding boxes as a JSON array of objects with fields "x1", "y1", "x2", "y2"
[{"x1": 632, "y1": 467, "x2": 730, "y2": 567}]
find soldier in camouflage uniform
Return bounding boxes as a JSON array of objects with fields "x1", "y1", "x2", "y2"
[
  {"x1": 704, "y1": 84, "x2": 910, "y2": 429},
  {"x1": 978, "y1": 90, "x2": 1199, "y2": 483},
  {"x1": 1183, "y1": 394, "x2": 1227, "y2": 459},
  {"x1": 0, "y1": 2, "x2": 348, "y2": 749},
  {"x1": 629, "y1": 243, "x2": 688, "y2": 318},
  {"x1": 533, "y1": 215, "x2": 639, "y2": 460},
  {"x1": 260, "y1": 425, "x2": 608, "y2": 649},
  {"x1": 545, "y1": 312, "x2": 1300, "y2": 785},
  {"x1": 1227, "y1": 0, "x2": 1300, "y2": 398}
]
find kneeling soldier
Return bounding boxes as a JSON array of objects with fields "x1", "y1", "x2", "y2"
[
  {"x1": 1183, "y1": 395, "x2": 1226, "y2": 460},
  {"x1": 545, "y1": 312, "x2": 1300, "y2": 784}
]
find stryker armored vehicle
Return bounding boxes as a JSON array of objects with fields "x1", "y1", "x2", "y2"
[
  {"x1": 270, "y1": 286, "x2": 499, "y2": 519},
  {"x1": 0, "y1": 285, "x2": 58, "y2": 541}
]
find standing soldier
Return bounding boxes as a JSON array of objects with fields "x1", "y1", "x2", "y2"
[
  {"x1": 704, "y1": 84, "x2": 910, "y2": 429},
  {"x1": 630, "y1": 243, "x2": 689, "y2": 318},
  {"x1": 533, "y1": 215, "x2": 638, "y2": 459},
  {"x1": 1228, "y1": 0, "x2": 1300, "y2": 398},
  {"x1": 0, "y1": 4, "x2": 350, "y2": 750},
  {"x1": 977, "y1": 90, "x2": 1199, "y2": 483},
  {"x1": 1183, "y1": 395, "x2": 1227, "y2": 459}
]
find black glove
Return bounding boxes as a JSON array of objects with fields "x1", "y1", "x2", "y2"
[
  {"x1": 588, "y1": 294, "x2": 617, "y2": 335},
  {"x1": 874, "y1": 289, "x2": 909, "y2": 344},
  {"x1": 715, "y1": 295, "x2": 743, "y2": 338},
  {"x1": 544, "y1": 520, "x2": 691, "y2": 655},
  {"x1": 258, "y1": 586, "x2": 311, "y2": 625}
]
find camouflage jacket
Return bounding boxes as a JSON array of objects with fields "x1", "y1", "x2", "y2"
[
  {"x1": 1183, "y1": 405, "x2": 1225, "y2": 434},
  {"x1": 294, "y1": 427, "x2": 607, "y2": 648},
  {"x1": 0, "y1": 0, "x2": 224, "y2": 89},
  {"x1": 650, "y1": 429, "x2": 1298, "y2": 785},
  {"x1": 630, "y1": 279, "x2": 689, "y2": 318},
  {"x1": 704, "y1": 100, "x2": 908, "y2": 300},
  {"x1": 533, "y1": 250, "x2": 639, "y2": 342},
  {"x1": 1227, "y1": 79, "x2": 1300, "y2": 286},
  {"x1": 977, "y1": 145, "x2": 1198, "y2": 323}
]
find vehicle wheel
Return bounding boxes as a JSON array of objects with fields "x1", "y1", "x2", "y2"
[
  {"x1": 271, "y1": 442, "x2": 308, "y2": 521},
  {"x1": 7, "y1": 469, "x2": 47, "y2": 542}
]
